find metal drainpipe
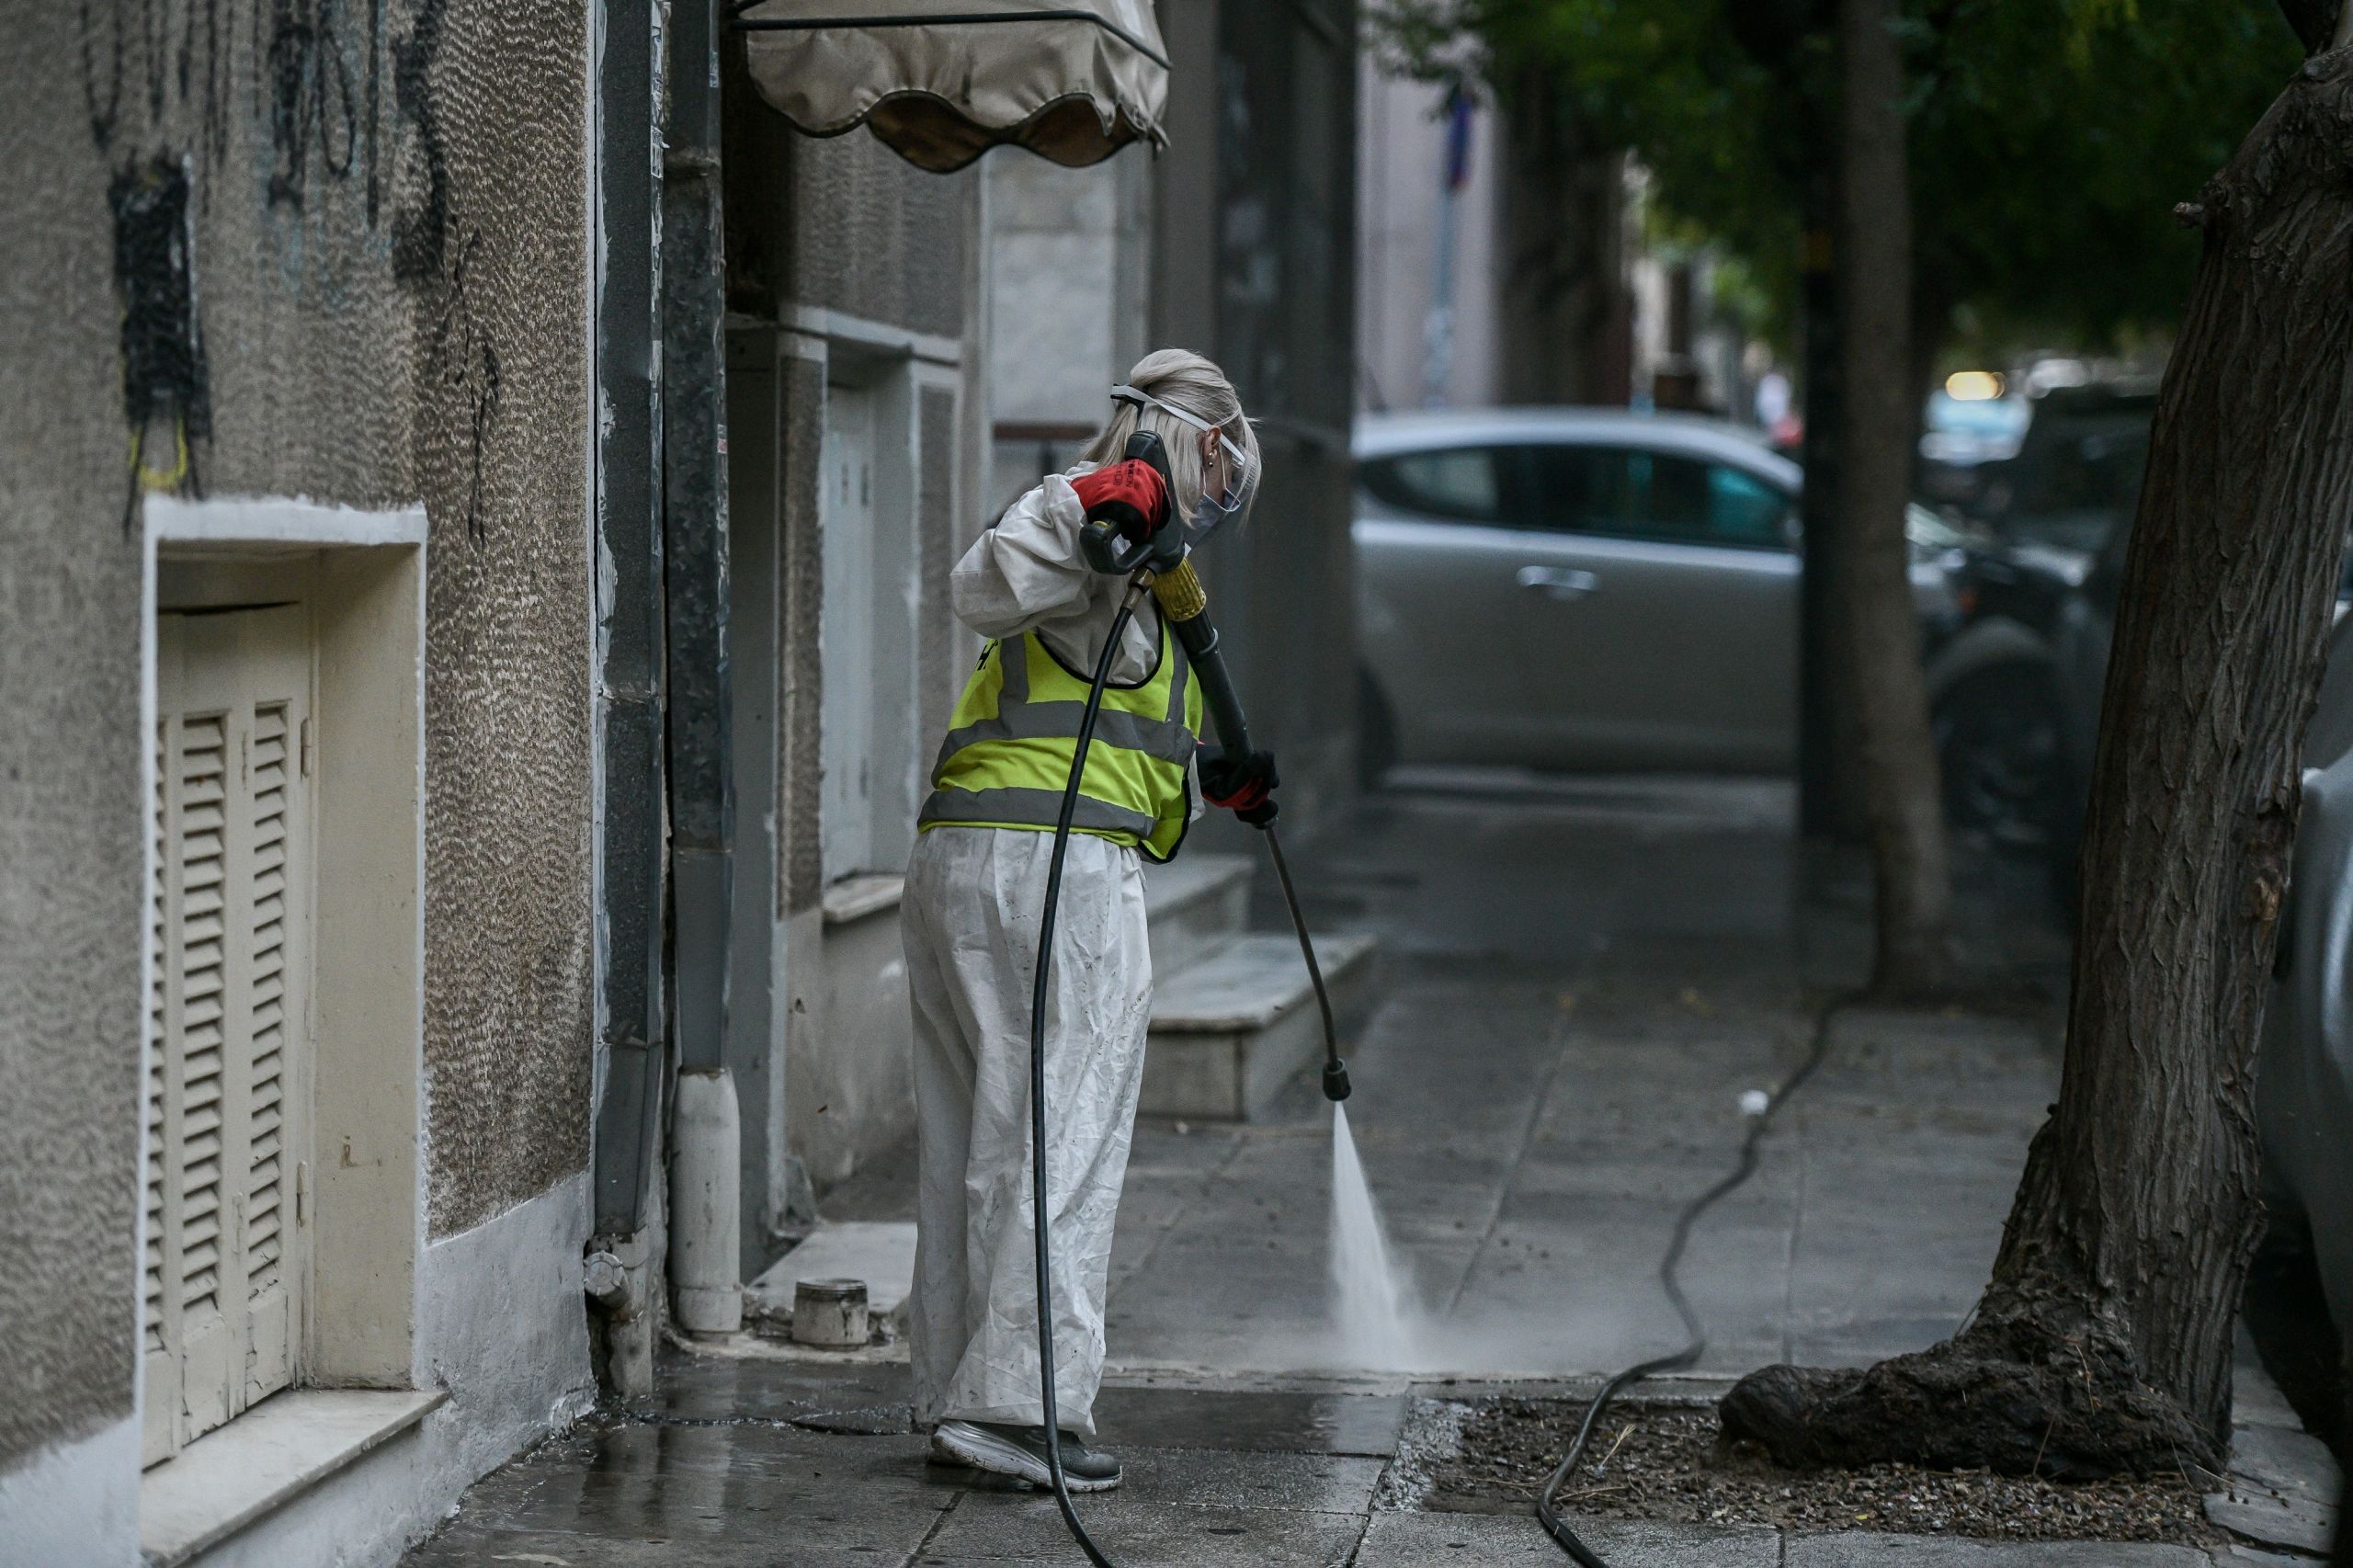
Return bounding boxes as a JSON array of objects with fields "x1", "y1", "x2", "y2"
[
  {"x1": 590, "y1": 0, "x2": 671, "y2": 1396},
  {"x1": 593, "y1": 0, "x2": 667, "y2": 1244},
  {"x1": 660, "y1": 0, "x2": 744, "y2": 1337}
]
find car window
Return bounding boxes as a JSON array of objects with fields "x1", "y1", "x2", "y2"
[
  {"x1": 1359, "y1": 447, "x2": 1502, "y2": 522},
  {"x1": 1522, "y1": 444, "x2": 1792, "y2": 551},
  {"x1": 1707, "y1": 465, "x2": 1796, "y2": 548}
]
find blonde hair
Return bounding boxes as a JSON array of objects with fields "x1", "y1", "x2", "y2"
[{"x1": 1079, "y1": 348, "x2": 1261, "y2": 520}]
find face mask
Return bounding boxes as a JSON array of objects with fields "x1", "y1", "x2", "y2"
[{"x1": 1196, "y1": 435, "x2": 1250, "y2": 519}]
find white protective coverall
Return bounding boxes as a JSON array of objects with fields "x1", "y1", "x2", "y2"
[{"x1": 904, "y1": 467, "x2": 1196, "y2": 1437}]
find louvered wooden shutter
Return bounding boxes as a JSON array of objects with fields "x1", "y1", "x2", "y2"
[{"x1": 143, "y1": 608, "x2": 311, "y2": 1465}]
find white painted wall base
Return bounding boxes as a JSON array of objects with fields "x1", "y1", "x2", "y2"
[
  {"x1": 0, "y1": 1415, "x2": 142, "y2": 1567},
  {"x1": 185, "y1": 1172, "x2": 595, "y2": 1568}
]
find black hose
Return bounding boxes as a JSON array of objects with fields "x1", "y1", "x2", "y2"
[
  {"x1": 1029, "y1": 591, "x2": 1142, "y2": 1568},
  {"x1": 1534, "y1": 995, "x2": 1847, "y2": 1565},
  {"x1": 1029, "y1": 586, "x2": 1348, "y2": 1565}
]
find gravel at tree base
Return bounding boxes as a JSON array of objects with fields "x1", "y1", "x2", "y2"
[{"x1": 1430, "y1": 1398, "x2": 2223, "y2": 1546}]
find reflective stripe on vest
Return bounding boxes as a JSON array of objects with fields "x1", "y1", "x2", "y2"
[{"x1": 919, "y1": 615, "x2": 1202, "y2": 862}]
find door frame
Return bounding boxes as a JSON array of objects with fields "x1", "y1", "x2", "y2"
[{"x1": 141, "y1": 497, "x2": 429, "y2": 1454}]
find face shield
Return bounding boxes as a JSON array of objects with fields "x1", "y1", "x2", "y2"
[{"x1": 1109, "y1": 384, "x2": 1257, "y2": 538}]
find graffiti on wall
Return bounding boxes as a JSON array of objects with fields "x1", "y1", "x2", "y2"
[
  {"x1": 109, "y1": 157, "x2": 211, "y2": 530},
  {"x1": 76, "y1": 0, "x2": 504, "y2": 544},
  {"x1": 382, "y1": 0, "x2": 502, "y2": 545},
  {"x1": 80, "y1": 0, "x2": 386, "y2": 216},
  {"x1": 264, "y1": 0, "x2": 361, "y2": 210},
  {"x1": 428, "y1": 231, "x2": 501, "y2": 544}
]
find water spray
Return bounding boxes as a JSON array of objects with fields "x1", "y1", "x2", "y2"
[{"x1": 1023, "y1": 439, "x2": 1350, "y2": 1565}]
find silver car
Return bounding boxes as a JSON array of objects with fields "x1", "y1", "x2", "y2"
[
  {"x1": 1354, "y1": 408, "x2": 1963, "y2": 778},
  {"x1": 2255, "y1": 611, "x2": 2353, "y2": 1379}
]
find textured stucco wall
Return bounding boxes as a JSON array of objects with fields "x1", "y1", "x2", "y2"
[
  {"x1": 0, "y1": 2, "x2": 147, "y2": 1463},
  {"x1": 722, "y1": 54, "x2": 972, "y2": 340},
  {"x1": 918, "y1": 384, "x2": 961, "y2": 751},
  {"x1": 776, "y1": 351, "x2": 828, "y2": 919},
  {"x1": 0, "y1": 0, "x2": 591, "y2": 1474},
  {"x1": 409, "y1": 0, "x2": 595, "y2": 1241},
  {"x1": 789, "y1": 138, "x2": 972, "y2": 338}
]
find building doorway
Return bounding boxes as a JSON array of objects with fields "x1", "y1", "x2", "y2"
[{"x1": 144, "y1": 605, "x2": 313, "y2": 1464}]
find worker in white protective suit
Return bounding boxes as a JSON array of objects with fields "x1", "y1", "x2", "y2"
[{"x1": 907, "y1": 349, "x2": 1276, "y2": 1492}]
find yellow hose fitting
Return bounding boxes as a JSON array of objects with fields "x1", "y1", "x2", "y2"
[{"x1": 1152, "y1": 556, "x2": 1209, "y2": 622}]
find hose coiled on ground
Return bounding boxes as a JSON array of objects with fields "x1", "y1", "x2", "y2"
[{"x1": 1535, "y1": 995, "x2": 1847, "y2": 1564}]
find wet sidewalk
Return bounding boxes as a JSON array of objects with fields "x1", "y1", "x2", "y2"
[{"x1": 404, "y1": 777, "x2": 2329, "y2": 1566}]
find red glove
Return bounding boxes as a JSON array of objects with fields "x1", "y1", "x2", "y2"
[
  {"x1": 1201, "y1": 749, "x2": 1279, "y2": 827},
  {"x1": 1072, "y1": 460, "x2": 1172, "y2": 545}
]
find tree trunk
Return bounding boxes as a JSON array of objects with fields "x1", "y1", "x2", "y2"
[
  {"x1": 1799, "y1": 119, "x2": 1869, "y2": 851},
  {"x1": 1724, "y1": 46, "x2": 2353, "y2": 1476},
  {"x1": 1496, "y1": 74, "x2": 1630, "y2": 406},
  {"x1": 1829, "y1": 0, "x2": 1949, "y2": 994}
]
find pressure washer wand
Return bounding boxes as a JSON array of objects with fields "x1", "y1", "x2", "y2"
[{"x1": 1125, "y1": 541, "x2": 1350, "y2": 1105}]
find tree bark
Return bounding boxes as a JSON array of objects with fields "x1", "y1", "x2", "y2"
[
  {"x1": 1725, "y1": 47, "x2": 2353, "y2": 1475},
  {"x1": 1496, "y1": 74, "x2": 1631, "y2": 406},
  {"x1": 1830, "y1": 0, "x2": 1950, "y2": 994}
]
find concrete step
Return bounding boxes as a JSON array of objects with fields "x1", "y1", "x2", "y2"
[
  {"x1": 1142, "y1": 851, "x2": 1251, "y2": 979},
  {"x1": 1142, "y1": 931, "x2": 1380, "y2": 1121}
]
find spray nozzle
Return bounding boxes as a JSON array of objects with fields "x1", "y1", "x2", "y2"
[{"x1": 1322, "y1": 1059, "x2": 1352, "y2": 1102}]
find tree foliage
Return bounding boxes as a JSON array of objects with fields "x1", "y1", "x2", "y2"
[{"x1": 1374, "y1": 0, "x2": 2300, "y2": 353}]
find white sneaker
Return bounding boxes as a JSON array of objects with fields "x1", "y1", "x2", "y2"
[{"x1": 931, "y1": 1419, "x2": 1123, "y2": 1492}]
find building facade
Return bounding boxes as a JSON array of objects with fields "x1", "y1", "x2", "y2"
[
  {"x1": 1355, "y1": 54, "x2": 1760, "y2": 423},
  {"x1": 2, "y1": 2, "x2": 600, "y2": 1562}
]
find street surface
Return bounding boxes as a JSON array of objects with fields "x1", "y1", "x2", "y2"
[{"x1": 406, "y1": 776, "x2": 2316, "y2": 1565}]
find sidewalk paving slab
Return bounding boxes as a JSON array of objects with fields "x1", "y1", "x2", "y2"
[
  {"x1": 405, "y1": 1527, "x2": 937, "y2": 1566},
  {"x1": 1786, "y1": 1533, "x2": 2214, "y2": 1566},
  {"x1": 2228, "y1": 1420, "x2": 2343, "y2": 1503},
  {"x1": 626, "y1": 1348, "x2": 913, "y2": 1422},
  {"x1": 2203, "y1": 1487, "x2": 2336, "y2": 1556},
  {"x1": 911, "y1": 1494, "x2": 1367, "y2": 1564},
  {"x1": 1021, "y1": 1445, "x2": 1387, "y2": 1512},
  {"x1": 404, "y1": 1427, "x2": 953, "y2": 1567},
  {"x1": 1092, "y1": 1384, "x2": 1410, "y2": 1456},
  {"x1": 1353, "y1": 1512, "x2": 1779, "y2": 1566}
]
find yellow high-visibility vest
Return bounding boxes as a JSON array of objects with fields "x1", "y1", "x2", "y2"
[{"x1": 920, "y1": 615, "x2": 1203, "y2": 863}]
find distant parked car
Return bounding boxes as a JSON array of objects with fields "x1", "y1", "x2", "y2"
[
  {"x1": 1974, "y1": 385, "x2": 2158, "y2": 551},
  {"x1": 1918, "y1": 388, "x2": 2030, "y2": 511},
  {"x1": 2259, "y1": 612, "x2": 2353, "y2": 1381},
  {"x1": 1919, "y1": 382, "x2": 2157, "y2": 864},
  {"x1": 2040, "y1": 517, "x2": 2353, "y2": 889},
  {"x1": 1353, "y1": 408, "x2": 1973, "y2": 781}
]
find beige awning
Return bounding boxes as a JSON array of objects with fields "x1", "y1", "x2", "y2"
[{"x1": 734, "y1": 1, "x2": 1169, "y2": 173}]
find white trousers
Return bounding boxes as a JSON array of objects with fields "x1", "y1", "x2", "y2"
[{"x1": 903, "y1": 825, "x2": 1153, "y2": 1438}]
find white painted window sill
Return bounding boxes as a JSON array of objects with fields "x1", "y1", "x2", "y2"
[
  {"x1": 823, "y1": 872, "x2": 904, "y2": 926},
  {"x1": 141, "y1": 1387, "x2": 445, "y2": 1566}
]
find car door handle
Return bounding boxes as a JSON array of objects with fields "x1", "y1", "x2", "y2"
[{"x1": 1517, "y1": 565, "x2": 1599, "y2": 599}]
